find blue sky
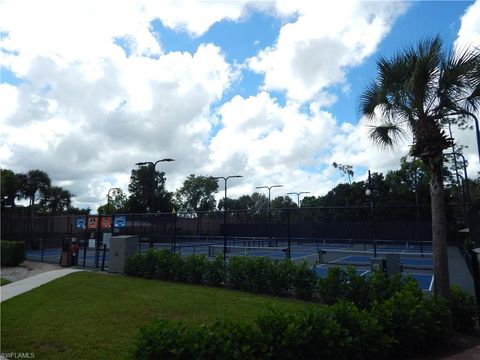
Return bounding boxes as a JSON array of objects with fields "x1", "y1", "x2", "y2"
[{"x1": 0, "y1": 0, "x2": 479, "y2": 211}]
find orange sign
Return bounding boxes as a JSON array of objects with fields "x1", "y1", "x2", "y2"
[
  {"x1": 101, "y1": 216, "x2": 112, "y2": 229},
  {"x1": 87, "y1": 217, "x2": 98, "y2": 229}
]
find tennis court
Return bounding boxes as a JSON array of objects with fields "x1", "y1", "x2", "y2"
[
  {"x1": 26, "y1": 236, "x2": 434, "y2": 277},
  {"x1": 314, "y1": 265, "x2": 434, "y2": 291}
]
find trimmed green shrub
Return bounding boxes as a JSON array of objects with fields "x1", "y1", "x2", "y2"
[
  {"x1": 449, "y1": 285, "x2": 478, "y2": 333},
  {"x1": 317, "y1": 266, "x2": 349, "y2": 305},
  {"x1": 1, "y1": 240, "x2": 26, "y2": 266},
  {"x1": 190, "y1": 320, "x2": 261, "y2": 360},
  {"x1": 205, "y1": 255, "x2": 225, "y2": 287},
  {"x1": 131, "y1": 296, "x2": 453, "y2": 360},
  {"x1": 372, "y1": 288, "x2": 450, "y2": 356},
  {"x1": 291, "y1": 261, "x2": 316, "y2": 300},
  {"x1": 129, "y1": 318, "x2": 190, "y2": 359},
  {"x1": 329, "y1": 301, "x2": 392, "y2": 359},
  {"x1": 184, "y1": 255, "x2": 209, "y2": 284},
  {"x1": 268, "y1": 260, "x2": 295, "y2": 296},
  {"x1": 124, "y1": 251, "x2": 145, "y2": 276}
]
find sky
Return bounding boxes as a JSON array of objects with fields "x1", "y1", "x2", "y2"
[{"x1": 1, "y1": 0, "x2": 479, "y2": 212}]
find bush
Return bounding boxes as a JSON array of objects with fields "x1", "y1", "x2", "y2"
[
  {"x1": 318, "y1": 267, "x2": 423, "y2": 309},
  {"x1": 268, "y1": 260, "x2": 295, "y2": 296},
  {"x1": 317, "y1": 267, "x2": 349, "y2": 305},
  {"x1": 129, "y1": 318, "x2": 190, "y2": 359},
  {"x1": 184, "y1": 255, "x2": 209, "y2": 284},
  {"x1": 372, "y1": 288, "x2": 450, "y2": 356},
  {"x1": 124, "y1": 251, "x2": 145, "y2": 277},
  {"x1": 449, "y1": 285, "x2": 478, "y2": 333},
  {"x1": 190, "y1": 320, "x2": 261, "y2": 360},
  {"x1": 1, "y1": 241, "x2": 26, "y2": 266},
  {"x1": 131, "y1": 295, "x2": 454, "y2": 360},
  {"x1": 155, "y1": 250, "x2": 186, "y2": 281},
  {"x1": 205, "y1": 255, "x2": 225, "y2": 287},
  {"x1": 329, "y1": 301, "x2": 392, "y2": 359},
  {"x1": 291, "y1": 262, "x2": 316, "y2": 300}
]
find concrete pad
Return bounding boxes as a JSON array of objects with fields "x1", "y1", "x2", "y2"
[
  {"x1": 448, "y1": 246, "x2": 475, "y2": 296},
  {"x1": 0, "y1": 269, "x2": 83, "y2": 302}
]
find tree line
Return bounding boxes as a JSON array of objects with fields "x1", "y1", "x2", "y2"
[{"x1": 2, "y1": 155, "x2": 477, "y2": 218}]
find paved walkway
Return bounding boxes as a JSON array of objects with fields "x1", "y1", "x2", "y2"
[
  {"x1": 0, "y1": 268, "x2": 83, "y2": 302},
  {"x1": 441, "y1": 345, "x2": 480, "y2": 360}
]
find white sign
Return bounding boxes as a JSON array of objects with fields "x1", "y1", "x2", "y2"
[
  {"x1": 103, "y1": 232, "x2": 112, "y2": 249},
  {"x1": 88, "y1": 239, "x2": 96, "y2": 248}
]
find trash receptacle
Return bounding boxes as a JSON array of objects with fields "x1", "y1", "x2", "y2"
[{"x1": 60, "y1": 235, "x2": 73, "y2": 267}]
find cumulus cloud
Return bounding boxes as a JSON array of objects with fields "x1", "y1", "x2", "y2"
[
  {"x1": 7, "y1": 0, "x2": 475, "y2": 213},
  {"x1": 248, "y1": 1, "x2": 408, "y2": 103},
  {"x1": 454, "y1": 0, "x2": 480, "y2": 176}
]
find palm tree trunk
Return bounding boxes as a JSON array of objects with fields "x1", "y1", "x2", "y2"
[{"x1": 428, "y1": 154, "x2": 450, "y2": 298}]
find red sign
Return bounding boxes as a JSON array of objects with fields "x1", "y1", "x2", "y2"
[{"x1": 101, "y1": 216, "x2": 112, "y2": 229}]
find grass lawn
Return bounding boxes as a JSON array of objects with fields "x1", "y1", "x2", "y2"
[
  {"x1": 1, "y1": 277, "x2": 12, "y2": 286},
  {"x1": 1, "y1": 272, "x2": 311, "y2": 359}
]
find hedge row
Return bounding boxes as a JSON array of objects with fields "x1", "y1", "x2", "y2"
[
  {"x1": 1, "y1": 240, "x2": 26, "y2": 266},
  {"x1": 125, "y1": 249, "x2": 478, "y2": 333},
  {"x1": 130, "y1": 290, "x2": 451, "y2": 360}
]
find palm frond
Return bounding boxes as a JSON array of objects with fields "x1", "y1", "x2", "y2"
[
  {"x1": 368, "y1": 123, "x2": 406, "y2": 149},
  {"x1": 358, "y1": 81, "x2": 383, "y2": 119}
]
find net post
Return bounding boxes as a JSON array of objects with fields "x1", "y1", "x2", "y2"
[
  {"x1": 287, "y1": 208, "x2": 291, "y2": 260},
  {"x1": 101, "y1": 244, "x2": 107, "y2": 271}
]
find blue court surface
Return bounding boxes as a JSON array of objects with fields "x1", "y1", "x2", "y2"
[
  {"x1": 315, "y1": 266, "x2": 434, "y2": 291},
  {"x1": 326, "y1": 254, "x2": 433, "y2": 269}
]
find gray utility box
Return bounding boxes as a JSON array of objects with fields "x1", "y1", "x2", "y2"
[
  {"x1": 109, "y1": 235, "x2": 139, "y2": 274},
  {"x1": 385, "y1": 253, "x2": 401, "y2": 276}
]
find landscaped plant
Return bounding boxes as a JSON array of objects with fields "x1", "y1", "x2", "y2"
[
  {"x1": 1, "y1": 240, "x2": 26, "y2": 266},
  {"x1": 130, "y1": 290, "x2": 453, "y2": 360},
  {"x1": 448, "y1": 285, "x2": 478, "y2": 333}
]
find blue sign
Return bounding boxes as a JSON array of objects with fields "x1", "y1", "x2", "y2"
[
  {"x1": 114, "y1": 215, "x2": 126, "y2": 228},
  {"x1": 76, "y1": 217, "x2": 86, "y2": 229}
]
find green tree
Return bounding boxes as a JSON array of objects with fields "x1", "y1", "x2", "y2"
[
  {"x1": 271, "y1": 196, "x2": 296, "y2": 209},
  {"x1": 359, "y1": 36, "x2": 480, "y2": 298},
  {"x1": 38, "y1": 186, "x2": 73, "y2": 214},
  {"x1": 174, "y1": 175, "x2": 218, "y2": 214},
  {"x1": 1, "y1": 169, "x2": 21, "y2": 208},
  {"x1": 19, "y1": 170, "x2": 51, "y2": 216},
  {"x1": 127, "y1": 166, "x2": 173, "y2": 213},
  {"x1": 97, "y1": 188, "x2": 127, "y2": 214},
  {"x1": 332, "y1": 162, "x2": 354, "y2": 184}
]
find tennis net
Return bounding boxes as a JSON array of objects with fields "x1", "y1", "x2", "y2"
[
  {"x1": 318, "y1": 247, "x2": 433, "y2": 270},
  {"x1": 208, "y1": 244, "x2": 289, "y2": 259}
]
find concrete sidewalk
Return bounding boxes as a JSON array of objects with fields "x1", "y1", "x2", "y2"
[{"x1": 0, "y1": 269, "x2": 83, "y2": 302}]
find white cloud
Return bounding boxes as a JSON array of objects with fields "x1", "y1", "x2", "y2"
[
  {"x1": 454, "y1": 0, "x2": 480, "y2": 50},
  {"x1": 4, "y1": 0, "x2": 476, "y2": 214},
  {"x1": 205, "y1": 92, "x2": 343, "y2": 197},
  {"x1": 248, "y1": 1, "x2": 408, "y2": 103},
  {"x1": 454, "y1": 0, "x2": 480, "y2": 176}
]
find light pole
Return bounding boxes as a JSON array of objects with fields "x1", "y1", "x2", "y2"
[
  {"x1": 214, "y1": 175, "x2": 243, "y2": 263},
  {"x1": 466, "y1": 111, "x2": 480, "y2": 165},
  {"x1": 135, "y1": 158, "x2": 175, "y2": 213},
  {"x1": 286, "y1": 191, "x2": 310, "y2": 207},
  {"x1": 366, "y1": 170, "x2": 377, "y2": 257},
  {"x1": 257, "y1": 185, "x2": 283, "y2": 246}
]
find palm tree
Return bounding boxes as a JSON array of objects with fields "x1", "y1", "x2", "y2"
[
  {"x1": 20, "y1": 170, "x2": 51, "y2": 214},
  {"x1": 359, "y1": 36, "x2": 480, "y2": 298},
  {"x1": 39, "y1": 186, "x2": 73, "y2": 214}
]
